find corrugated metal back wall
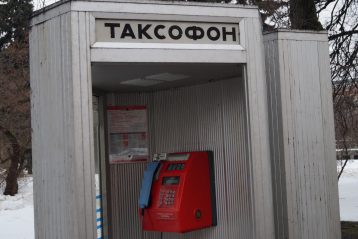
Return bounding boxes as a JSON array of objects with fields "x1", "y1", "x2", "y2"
[{"x1": 106, "y1": 77, "x2": 254, "y2": 239}]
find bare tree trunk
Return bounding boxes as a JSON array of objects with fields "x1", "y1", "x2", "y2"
[
  {"x1": 289, "y1": 0, "x2": 323, "y2": 30},
  {"x1": 0, "y1": 126, "x2": 20, "y2": 196},
  {"x1": 4, "y1": 151, "x2": 20, "y2": 196},
  {"x1": 337, "y1": 123, "x2": 350, "y2": 180},
  {"x1": 338, "y1": 158, "x2": 349, "y2": 180}
]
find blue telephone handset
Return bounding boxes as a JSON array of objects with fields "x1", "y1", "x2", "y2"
[{"x1": 139, "y1": 161, "x2": 161, "y2": 209}]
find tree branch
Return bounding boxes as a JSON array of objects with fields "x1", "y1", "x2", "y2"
[
  {"x1": 329, "y1": 30, "x2": 358, "y2": 41},
  {"x1": 316, "y1": 0, "x2": 336, "y2": 14}
]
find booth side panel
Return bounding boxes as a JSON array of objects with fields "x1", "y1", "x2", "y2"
[
  {"x1": 242, "y1": 17, "x2": 276, "y2": 239},
  {"x1": 71, "y1": 11, "x2": 97, "y2": 239},
  {"x1": 30, "y1": 11, "x2": 97, "y2": 239},
  {"x1": 264, "y1": 38, "x2": 289, "y2": 239},
  {"x1": 30, "y1": 13, "x2": 80, "y2": 239},
  {"x1": 263, "y1": 32, "x2": 341, "y2": 239},
  {"x1": 107, "y1": 77, "x2": 254, "y2": 239},
  {"x1": 317, "y1": 40, "x2": 341, "y2": 239}
]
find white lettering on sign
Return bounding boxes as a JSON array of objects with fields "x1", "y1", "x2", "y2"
[{"x1": 95, "y1": 19, "x2": 240, "y2": 45}]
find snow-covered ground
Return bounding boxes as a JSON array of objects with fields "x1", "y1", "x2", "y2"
[
  {"x1": 0, "y1": 161, "x2": 357, "y2": 238},
  {"x1": 0, "y1": 176, "x2": 34, "y2": 239},
  {"x1": 338, "y1": 160, "x2": 358, "y2": 221}
]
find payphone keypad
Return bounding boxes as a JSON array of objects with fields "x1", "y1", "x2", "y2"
[{"x1": 158, "y1": 189, "x2": 177, "y2": 208}]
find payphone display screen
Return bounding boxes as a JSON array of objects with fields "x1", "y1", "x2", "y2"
[
  {"x1": 167, "y1": 163, "x2": 185, "y2": 171},
  {"x1": 162, "y1": 176, "x2": 180, "y2": 185}
]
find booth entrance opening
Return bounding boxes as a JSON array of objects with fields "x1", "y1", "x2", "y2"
[{"x1": 92, "y1": 62, "x2": 248, "y2": 238}]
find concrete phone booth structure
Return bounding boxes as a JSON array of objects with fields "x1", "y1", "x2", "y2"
[{"x1": 30, "y1": 1, "x2": 341, "y2": 239}]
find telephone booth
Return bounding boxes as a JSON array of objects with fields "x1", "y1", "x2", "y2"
[{"x1": 30, "y1": 1, "x2": 340, "y2": 239}]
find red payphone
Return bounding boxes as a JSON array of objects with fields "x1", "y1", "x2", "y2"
[{"x1": 138, "y1": 151, "x2": 217, "y2": 233}]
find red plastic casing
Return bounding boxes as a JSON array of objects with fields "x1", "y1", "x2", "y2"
[{"x1": 141, "y1": 151, "x2": 217, "y2": 233}]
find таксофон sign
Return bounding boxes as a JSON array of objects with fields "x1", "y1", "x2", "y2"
[{"x1": 96, "y1": 19, "x2": 240, "y2": 44}]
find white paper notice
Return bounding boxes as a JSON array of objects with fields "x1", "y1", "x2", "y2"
[{"x1": 107, "y1": 106, "x2": 148, "y2": 164}]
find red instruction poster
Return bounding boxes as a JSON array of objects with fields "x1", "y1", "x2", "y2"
[{"x1": 107, "y1": 106, "x2": 148, "y2": 164}]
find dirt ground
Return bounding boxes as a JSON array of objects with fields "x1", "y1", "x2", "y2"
[{"x1": 342, "y1": 221, "x2": 358, "y2": 239}]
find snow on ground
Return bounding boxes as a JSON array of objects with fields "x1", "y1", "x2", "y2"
[
  {"x1": 0, "y1": 176, "x2": 34, "y2": 239},
  {"x1": 339, "y1": 160, "x2": 358, "y2": 221}
]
